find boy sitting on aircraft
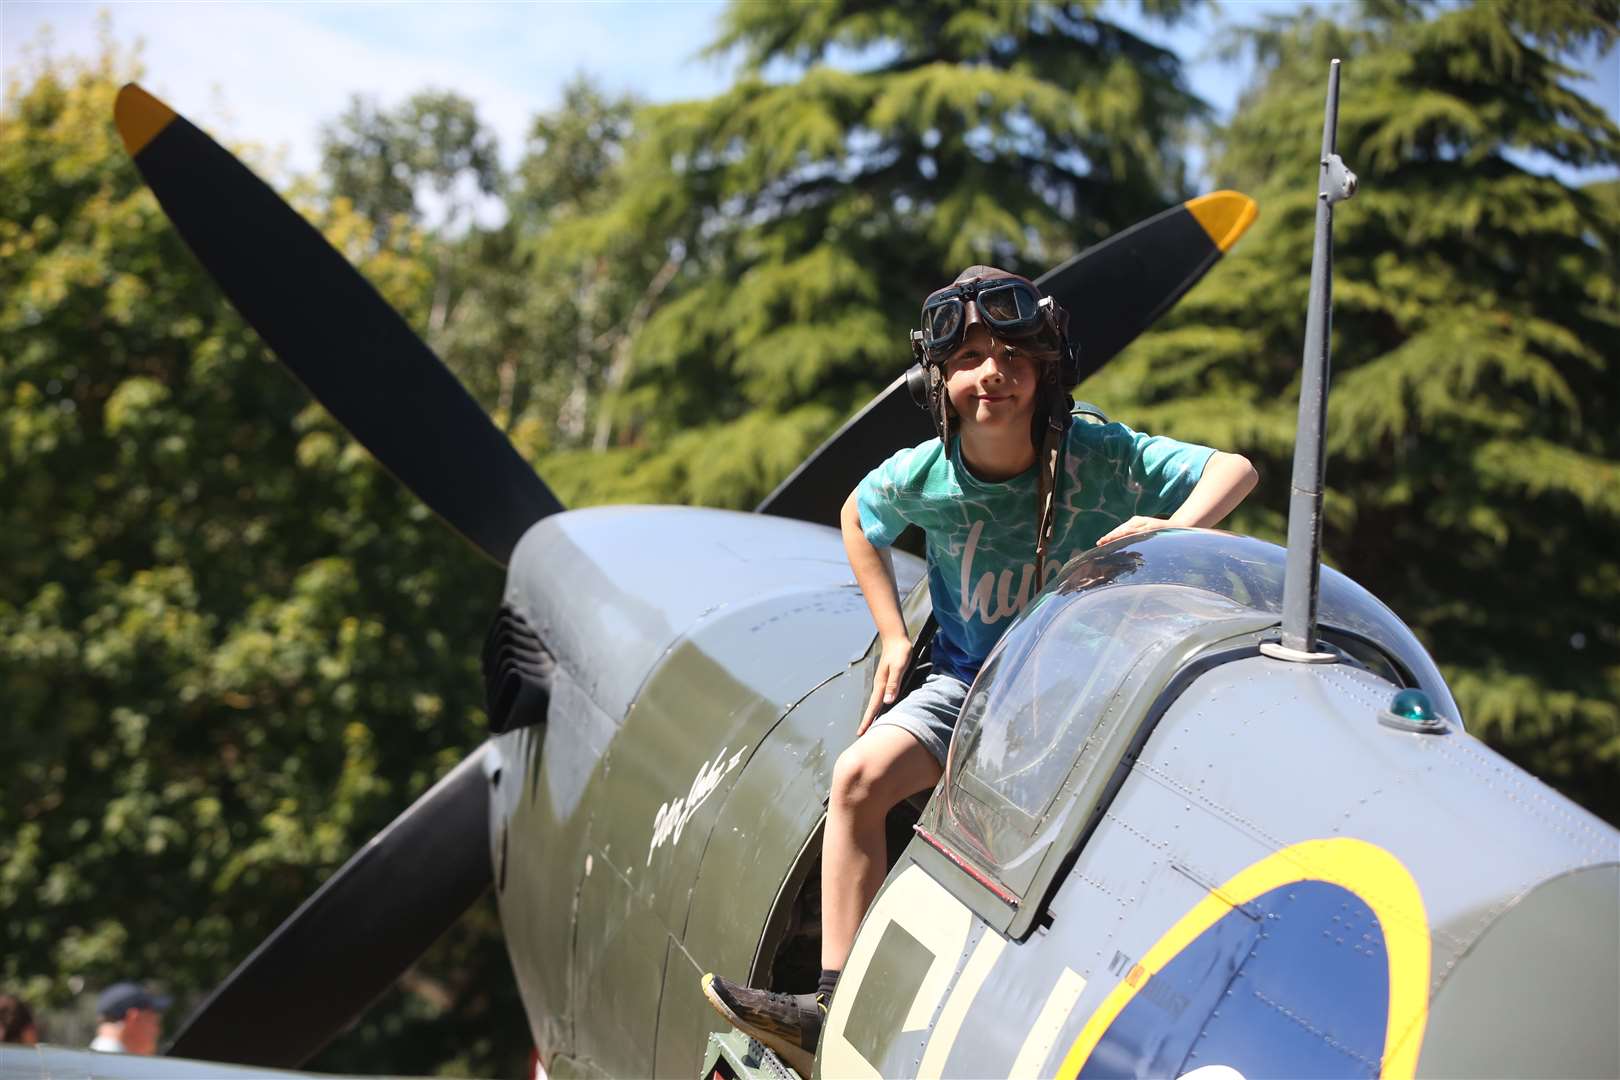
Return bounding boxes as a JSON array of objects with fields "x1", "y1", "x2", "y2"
[{"x1": 703, "y1": 267, "x2": 1257, "y2": 1073}]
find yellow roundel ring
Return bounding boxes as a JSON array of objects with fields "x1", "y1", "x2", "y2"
[{"x1": 1058, "y1": 837, "x2": 1430, "y2": 1079}]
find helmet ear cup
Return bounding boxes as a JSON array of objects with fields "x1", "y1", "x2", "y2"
[
  {"x1": 908, "y1": 361, "x2": 954, "y2": 444},
  {"x1": 905, "y1": 363, "x2": 930, "y2": 408},
  {"x1": 1030, "y1": 362, "x2": 1073, "y2": 446},
  {"x1": 907, "y1": 332, "x2": 952, "y2": 444}
]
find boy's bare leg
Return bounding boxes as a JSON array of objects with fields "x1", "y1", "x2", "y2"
[
  {"x1": 821, "y1": 725, "x2": 944, "y2": 971},
  {"x1": 699, "y1": 725, "x2": 940, "y2": 1070}
]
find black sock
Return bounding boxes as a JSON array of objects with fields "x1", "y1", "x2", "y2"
[{"x1": 817, "y1": 968, "x2": 841, "y2": 1001}]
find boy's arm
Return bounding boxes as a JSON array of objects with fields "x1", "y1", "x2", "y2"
[
  {"x1": 1097, "y1": 451, "x2": 1258, "y2": 546},
  {"x1": 1167, "y1": 451, "x2": 1259, "y2": 528},
  {"x1": 841, "y1": 489, "x2": 913, "y2": 735}
]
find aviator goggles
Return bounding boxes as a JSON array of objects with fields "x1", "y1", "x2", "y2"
[{"x1": 914, "y1": 276, "x2": 1056, "y2": 362}]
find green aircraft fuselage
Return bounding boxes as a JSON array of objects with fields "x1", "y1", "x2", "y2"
[{"x1": 489, "y1": 511, "x2": 1619, "y2": 1079}]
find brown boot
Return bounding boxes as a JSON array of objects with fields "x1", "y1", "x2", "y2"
[{"x1": 701, "y1": 972, "x2": 825, "y2": 1077}]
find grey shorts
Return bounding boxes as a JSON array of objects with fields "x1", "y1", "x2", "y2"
[{"x1": 869, "y1": 672, "x2": 971, "y2": 768}]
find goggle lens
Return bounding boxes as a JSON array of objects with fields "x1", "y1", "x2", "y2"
[
  {"x1": 919, "y1": 278, "x2": 1045, "y2": 357},
  {"x1": 923, "y1": 299, "x2": 964, "y2": 350},
  {"x1": 978, "y1": 280, "x2": 1037, "y2": 325}
]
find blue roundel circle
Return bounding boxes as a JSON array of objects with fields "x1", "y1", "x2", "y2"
[{"x1": 1081, "y1": 880, "x2": 1391, "y2": 1079}]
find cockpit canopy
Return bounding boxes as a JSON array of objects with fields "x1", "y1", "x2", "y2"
[{"x1": 925, "y1": 529, "x2": 1459, "y2": 920}]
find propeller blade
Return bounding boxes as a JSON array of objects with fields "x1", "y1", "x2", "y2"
[
  {"x1": 1051, "y1": 190, "x2": 1257, "y2": 373},
  {"x1": 756, "y1": 191, "x2": 1258, "y2": 526},
  {"x1": 114, "y1": 84, "x2": 562, "y2": 567},
  {"x1": 165, "y1": 744, "x2": 494, "y2": 1067},
  {"x1": 757, "y1": 372, "x2": 934, "y2": 527}
]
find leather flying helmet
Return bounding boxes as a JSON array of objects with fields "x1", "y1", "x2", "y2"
[{"x1": 907, "y1": 266, "x2": 1079, "y2": 446}]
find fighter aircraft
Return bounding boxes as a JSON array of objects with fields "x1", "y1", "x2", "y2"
[{"x1": 6, "y1": 63, "x2": 1615, "y2": 1080}]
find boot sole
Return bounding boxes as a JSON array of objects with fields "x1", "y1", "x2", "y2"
[{"x1": 700, "y1": 973, "x2": 816, "y2": 1078}]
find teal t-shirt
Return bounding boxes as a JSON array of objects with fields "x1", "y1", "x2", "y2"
[{"x1": 856, "y1": 420, "x2": 1215, "y2": 683}]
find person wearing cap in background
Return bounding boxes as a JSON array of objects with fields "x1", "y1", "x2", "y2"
[{"x1": 89, "y1": 981, "x2": 171, "y2": 1054}]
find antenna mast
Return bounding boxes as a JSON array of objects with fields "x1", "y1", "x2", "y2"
[{"x1": 1269, "y1": 60, "x2": 1358, "y2": 663}]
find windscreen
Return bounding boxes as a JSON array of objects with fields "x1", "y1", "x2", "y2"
[
  {"x1": 936, "y1": 528, "x2": 1460, "y2": 887},
  {"x1": 944, "y1": 584, "x2": 1255, "y2": 873}
]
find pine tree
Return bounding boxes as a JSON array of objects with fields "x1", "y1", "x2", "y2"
[
  {"x1": 548, "y1": 0, "x2": 1210, "y2": 508},
  {"x1": 1100, "y1": 0, "x2": 1620, "y2": 820}
]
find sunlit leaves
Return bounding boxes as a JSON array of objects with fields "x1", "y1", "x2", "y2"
[
  {"x1": 561, "y1": 0, "x2": 1206, "y2": 507},
  {"x1": 1, "y1": 38, "x2": 514, "y2": 1069}
]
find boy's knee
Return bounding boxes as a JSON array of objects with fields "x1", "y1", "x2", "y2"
[{"x1": 830, "y1": 744, "x2": 891, "y2": 815}]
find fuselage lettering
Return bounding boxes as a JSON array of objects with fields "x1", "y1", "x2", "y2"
[{"x1": 647, "y1": 746, "x2": 745, "y2": 865}]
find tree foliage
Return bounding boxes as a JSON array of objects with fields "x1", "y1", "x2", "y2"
[
  {"x1": 320, "y1": 89, "x2": 500, "y2": 238},
  {"x1": 0, "y1": 40, "x2": 527, "y2": 1075},
  {"x1": 544, "y1": 0, "x2": 1210, "y2": 507},
  {"x1": 501, "y1": 79, "x2": 663, "y2": 455},
  {"x1": 1100, "y1": 0, "x2": 1620, "y2": 819}
]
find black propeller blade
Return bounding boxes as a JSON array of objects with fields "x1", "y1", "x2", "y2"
[
  {"x1": 115, "y1": 84, "x2": 561, "y2": 567},
  {"x1": 115, "y1": 85, "x2": 531, "y2": 1066},
  {"x1": 165, "y1": 744, "x2": 494, "y2": 1068},
  {"x1": 756, "y1": 192, "x2": 1258, "y2": 526}
]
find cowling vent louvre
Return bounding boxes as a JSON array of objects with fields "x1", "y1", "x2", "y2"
[{"x1": 481, "y1": 604, "x2": 554, "y2": 735}]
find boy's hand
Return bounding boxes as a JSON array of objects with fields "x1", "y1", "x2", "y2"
[
  {"x1": 1096, "y1": 515, "x2": 1173, "y2": 547},
  {"x1": 858, "y1": 635, "x2": 913, "y2": 736}
]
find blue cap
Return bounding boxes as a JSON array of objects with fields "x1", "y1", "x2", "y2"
[{"x1": 96, "y1": 982, "x2": 173, "y2": 1020}]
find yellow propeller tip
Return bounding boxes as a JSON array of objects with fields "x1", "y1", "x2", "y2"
[
  {"x1": 1186, "y1": 190, "x2": 1259, "y2": 252},
  {"x1": 115, "y1": 83, "x2": 177, "y2": 157}
]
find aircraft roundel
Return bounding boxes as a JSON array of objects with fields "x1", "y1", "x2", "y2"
[{"x1": 1057, "y1": 838, "x2": 1430, "y2": 1079}]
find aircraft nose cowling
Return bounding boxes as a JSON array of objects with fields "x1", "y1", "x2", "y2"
[
  {"x1": 502, "y1": 505, "x2": 912, "y2": 723},
  {"x1": 490, "y1": 503, "x2": 928, "y2": 1075}
]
